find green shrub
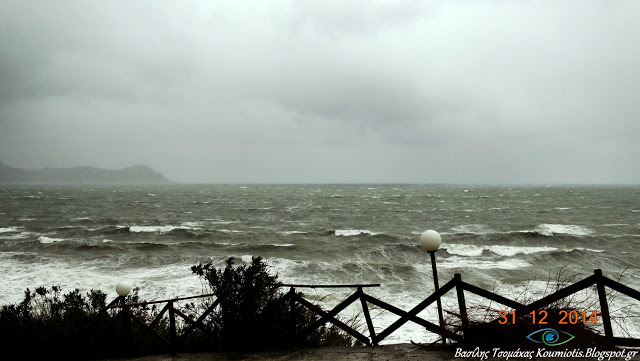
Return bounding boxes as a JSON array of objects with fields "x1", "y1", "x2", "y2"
[{"x1": 191, "y1": 256, "x2": 358, "y2": 350}]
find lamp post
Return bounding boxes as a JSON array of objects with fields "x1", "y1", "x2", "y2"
[
  {"x1": 116, "y1": 281, "x2": 133, "y2": 347},
  {"x1": 420, "y1": 230, "x2": 446, "y2": 344}
]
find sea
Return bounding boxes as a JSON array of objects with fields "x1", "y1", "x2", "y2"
[{"x1": 1, "y1": 184, "x2": 639, "y2": 343}]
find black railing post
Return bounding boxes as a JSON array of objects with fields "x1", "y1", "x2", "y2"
[
  {"x1": 168, "y1": 300, "x2": 177, "y2": 352},
  {"x1": 358, "y1": 286, "x2": 377, "y2": 345},
  {"x1": 595, "y1": 269, "x2": 614, "y2": 339},
  {"x1": 289, "y1": 287, "x2": 297, "y2": 336},
  {"x1": 454, "y1": 274, "x2": 469, "y2": 339},
  {"x1": 122, "y1": 303, "x2": 134, "y2": 352},
  {"x1": 119, "y1": 296, "x2": 133, "y2": 351}
]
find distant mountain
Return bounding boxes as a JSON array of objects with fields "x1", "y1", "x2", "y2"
[{"x1": 0, "y1": 161, "x2": 170, "y2": 184}]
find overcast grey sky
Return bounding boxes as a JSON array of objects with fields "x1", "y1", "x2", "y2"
[{"x1": 1, "y1": 1, "x2": 639, "y2": 183}]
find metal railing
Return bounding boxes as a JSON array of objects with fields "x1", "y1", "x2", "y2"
[{"x1": 104, "y1": 268, "x2": 640, "y2": 351}]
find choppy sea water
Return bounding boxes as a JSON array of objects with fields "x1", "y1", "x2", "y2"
[{"x1": 1, "y1": 184, "x2": 639, "y2": 343}]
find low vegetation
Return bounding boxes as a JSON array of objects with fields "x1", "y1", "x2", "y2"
[
  {"x1": 0, "y1": 286, "x2": 141, "y2": 359},
  {"x1": 441, "y1": 268, "x2": 623, "y2": 350},
  {"x1": 0, "y1": 257, "x2": 357, "y2": 359}
]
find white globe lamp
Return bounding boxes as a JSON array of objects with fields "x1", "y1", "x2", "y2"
[
  {"x1": 116, "y1": 281, "x2": 132, "y2": 297},
  {"x1": 420, "y1": 230, "x2": 441, "y2": 252}
]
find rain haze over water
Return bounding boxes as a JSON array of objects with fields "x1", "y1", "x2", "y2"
[{"x1": 1, "y1": 1, "x2": 640, "y2": 184}]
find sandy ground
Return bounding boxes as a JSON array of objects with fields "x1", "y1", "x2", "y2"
[
  {"x1": 98, "y1": 344, "x2": 457, "y2": 361},
  {"x1": 97, "y1": 343, "x2": 640, "y2": 361}
]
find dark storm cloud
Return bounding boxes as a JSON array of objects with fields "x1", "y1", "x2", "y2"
[{"x1": 1, "y1": 0, "x2": 639, "y2": 183}]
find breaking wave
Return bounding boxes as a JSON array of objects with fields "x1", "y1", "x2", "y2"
[
  {"x1": 531, "y1": 224, "x2": 594, "y2": 237},
  {"x1": 0, "y1": 227, "x2": 23, "y2": 233},
  {"x1": 332, "y1": 229, "x2": 379, "y2": 236},
  {"x1": 129, "y1": 225, "x2": 177, "y2": 233},
  {"x1": 443, "y1": 244, "x2": 557, "y2": 257},
  {"x1": 38, "y1": 236, "x2": 66, "y2": 244}
]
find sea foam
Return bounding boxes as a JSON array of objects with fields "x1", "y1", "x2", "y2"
[
  {"x1": 334, "y1": 229, "x2": 378, "y2": 236},
  {"x1": 0, "y1": 232, "x2": 32, "y2": 240},
  {"x1": 441, "y1": 256, "x2": 530, "y2": 270},
  {"x1": 0, "y1": 226, "x2": 22, "y2": 233},
  {"x1": 129, "y1": 225, "x2": 176, "y2": 233},
  {"x1": 444, "y1": 244, "x2": 557, "y2": 257},
  {"x1": 279, "y1": 231, "x2": 309, "y2": 236},
  {"x1": 38, "y1": 236, "x2": 65, "y2": 244},
  {"x1": 180, "y1": 221, "x2": 204, "y2": 229},
  {"x1": 535, "y1": 224, "x2": 594, "y2": 236}
]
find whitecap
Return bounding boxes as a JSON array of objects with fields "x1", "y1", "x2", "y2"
[
  {"x1": 214, "y1": 242, "x2": 243, "y2": 246},
  {"x1": 129, "y1": 225, "x2": 176, "y2": 233},
  {"x1": 265, "y1": 258, "x2": 312, "y2": 281},
  {"x1": 411, "y1": 231, "x2": 453, "y2": 236},
  {"x1": 0, "y1": 232, "x2": 32, "y2": 240},
  {"x1": 279, "y1": 231, "x2": 309, "y2": 236},
  {"x1": 180, "y1": 221, "x2": 203, "y2": 229},
  {"x1": 218, "y1": 229, "x2": 243, "y2": 233},
  {"x1": 489, "y1": 246, "x2": 557, "y2": 257},
  {"x1": 38, "y1": 236, "x2": 65, "y2": 244},
  {"x1": 565, "y1": 247, "x2": 605, "y2": 253},
  {"x1": 0, "y1": 258, "x2": 205, "y2": 306},
  {"x1": 272, "y1": 243, "x2": 295, "y2": 247},
  {"x1": 102, "y1": 239, "x2": 113, "y2": 243},
  {"x1": 441, "y1": 256, "x2": 530, "y2": 270},
  {"x1": 443, "y1": 244, "x2": 484, "y2": 257},
  {"x1": 535, "y1": 224, "x2": 594, "y2": 236},
  {"x1": 0, "y1": 226, "x2": 22, "y2": 233},
  {"x1": 334, "y1": 229, "x2": 378, "y2": 236},
  {"x1": 444, "y1": 244, "x2": 557, "y2": 257}
]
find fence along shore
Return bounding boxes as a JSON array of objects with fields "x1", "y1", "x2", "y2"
[{"x1": 104, "y1": 268, "x2": 640, "y2": 352}]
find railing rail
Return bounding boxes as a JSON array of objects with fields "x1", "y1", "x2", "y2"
[{"x1": 104, "y1": 269, "x2": 640, "y2": 350}]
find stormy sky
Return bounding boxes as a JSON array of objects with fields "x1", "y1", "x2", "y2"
[{"x1": 1, "y1": 1, "x2": 639, "y2": 184}]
